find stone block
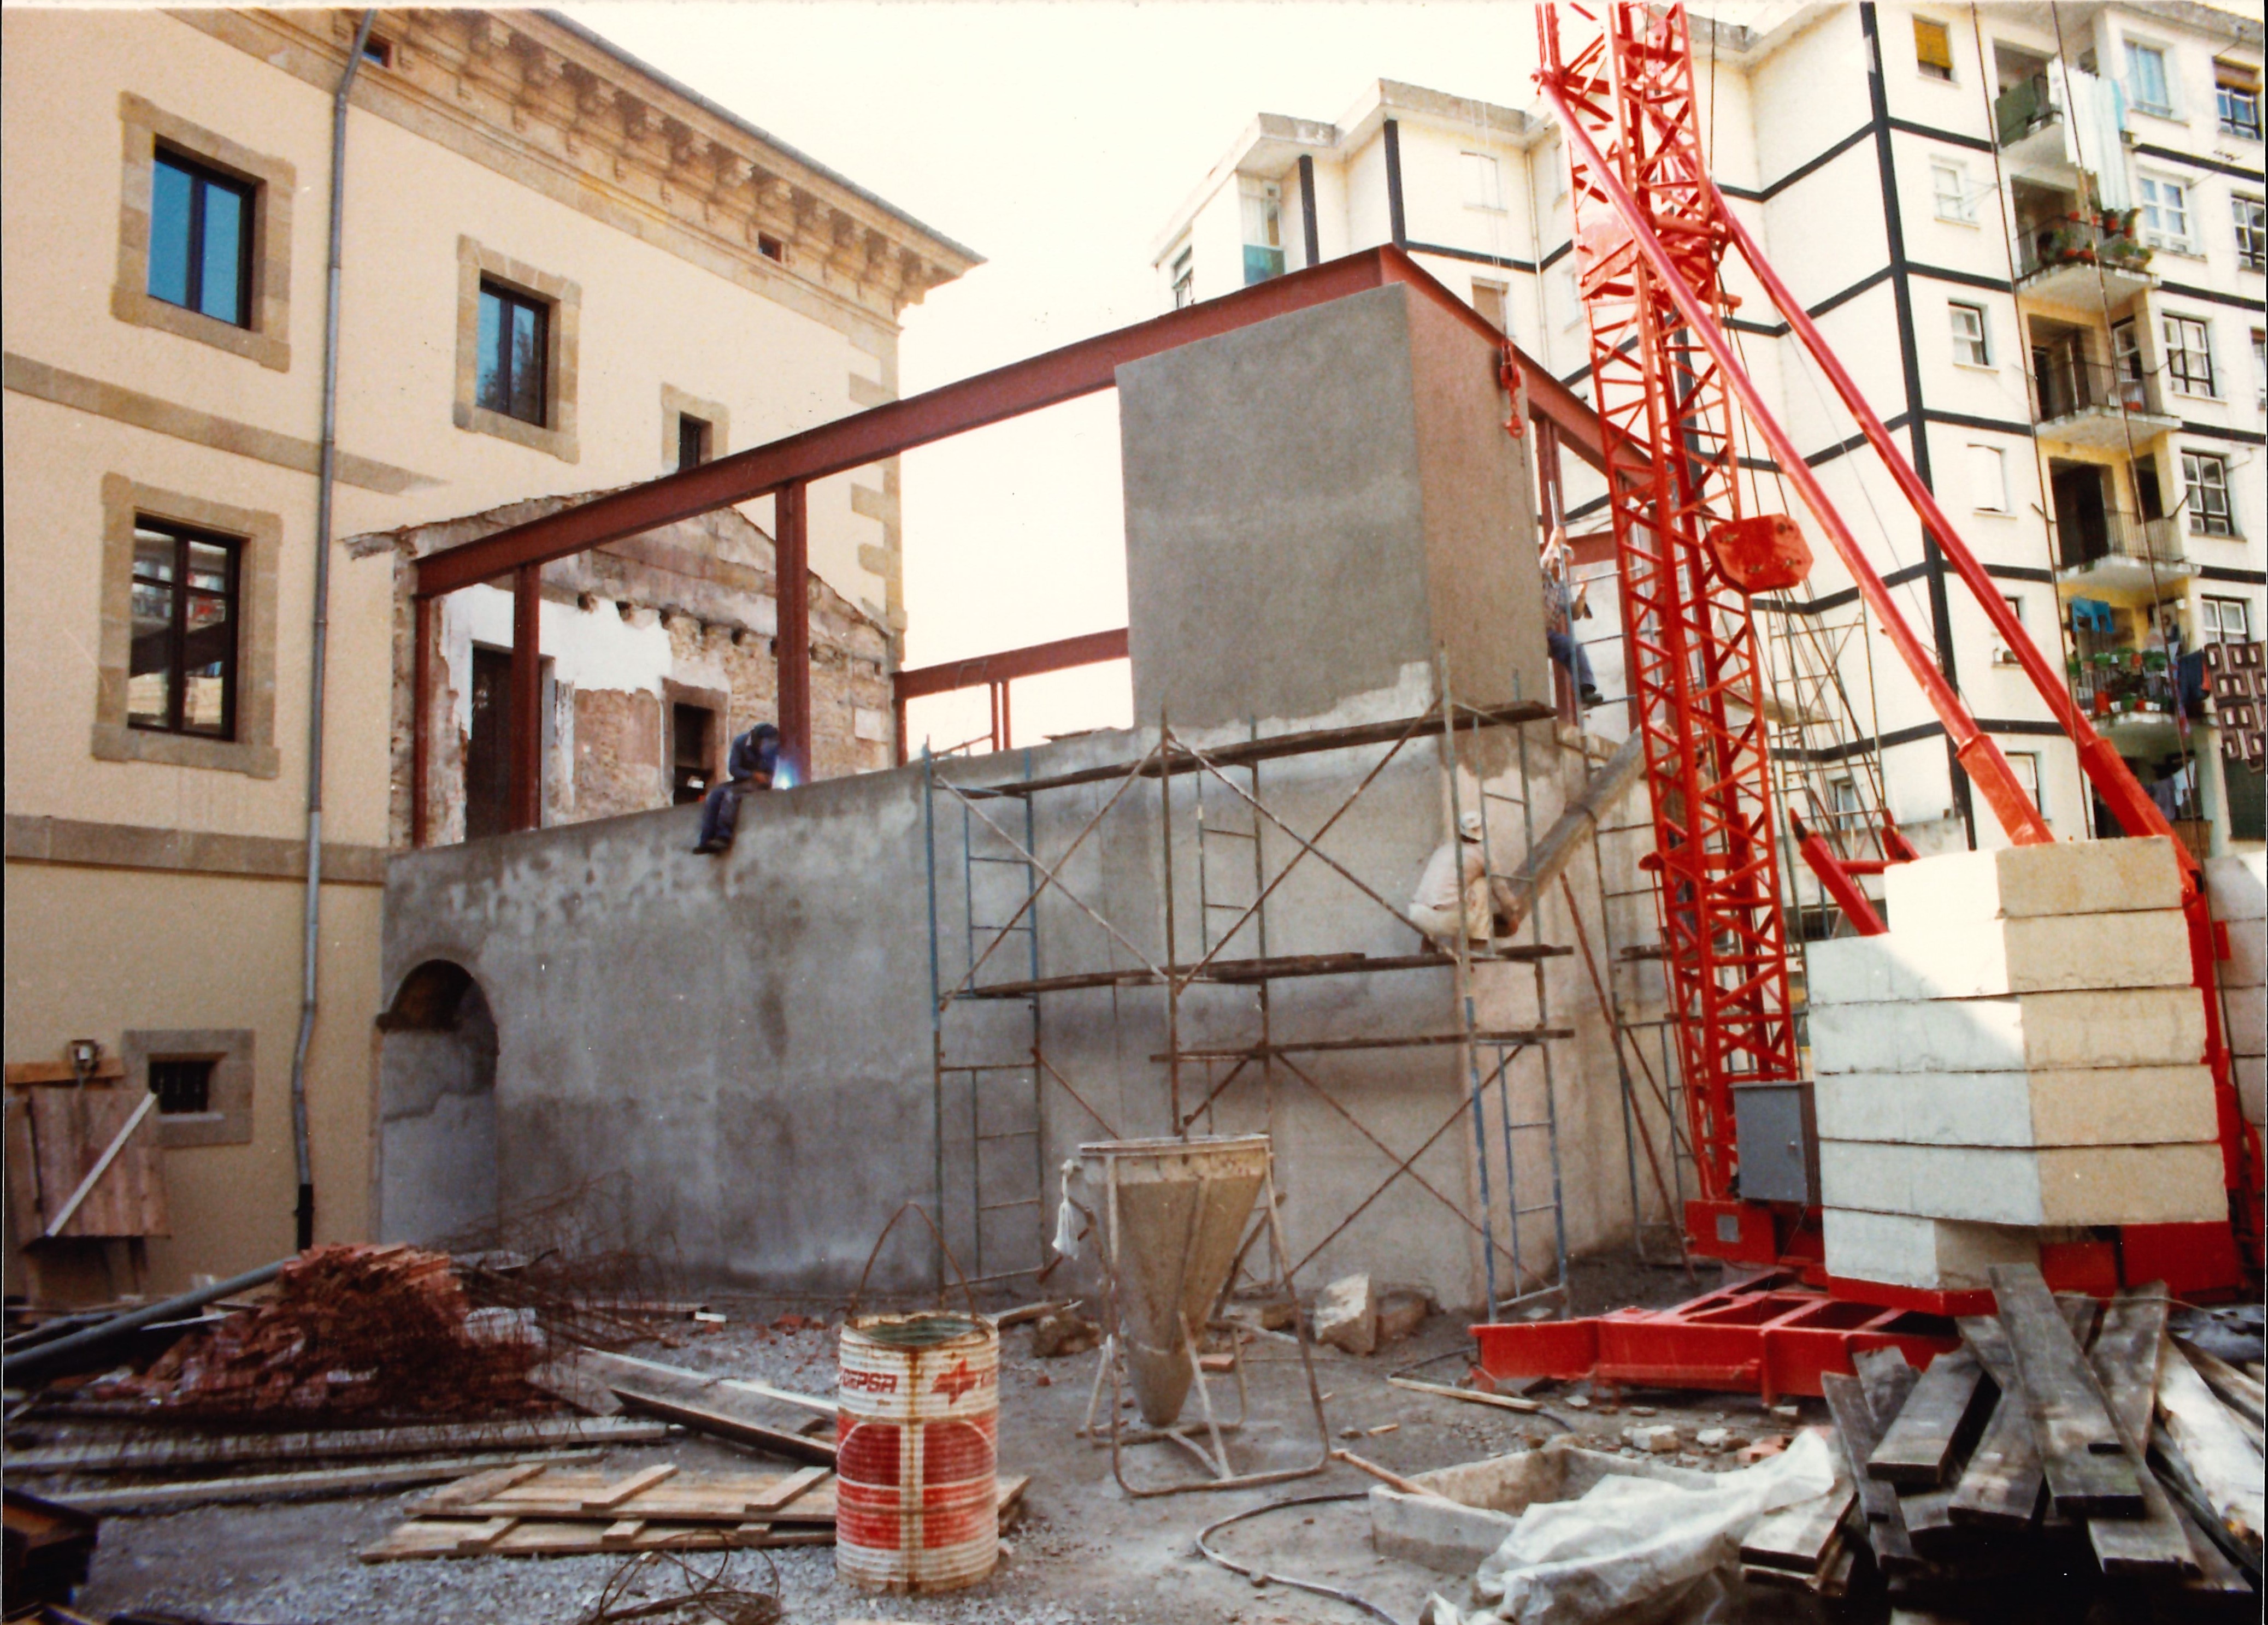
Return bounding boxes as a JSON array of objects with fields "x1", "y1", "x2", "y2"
[
  {"x1": 1624, "y1": 1423, "x2": 1680, "y2": 1453},
  {"x1": 1810, "y1": 988, "x2": 2205, "y2": 1075},
  {"x1": 2205, "y1": 852, "x2": 2266, "y2": 923},
  {"x1": 2237, "y1": 1055, "x2": 2265, "y2": 1130},
  {"x1": 1806, "y1": 911, "x2": 2191, "y2": 1005},
  {"x1": 1821, "y1": 1209, "x2": 2040, "y2": 1291},
  {"x1": 2222, "y1": 921, "x2": 2265, "y2": 992},
  {"x1": 1812, "y1": 1066, "x2": 2217, "y2": 1148},
  {"x1": 1818, "y1": 1140, "x2": 2225, "y2": 1227},
  {"x1": 1883, "y1": 837, "x2": 2183, "y2": 926},
  {"x1": 1313, "y1": 1273, "x2": 1377, "y2": 1356},
  {"x1": 2225, "y1": 984, "x2": 2266, "y2": 1060}
]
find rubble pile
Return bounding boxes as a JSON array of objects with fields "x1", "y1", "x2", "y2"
[{"x1": 96, "y1": 1244, "x2": 551, "y2": 1421}]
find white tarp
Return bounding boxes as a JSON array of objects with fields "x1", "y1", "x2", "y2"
[{"x1": 1436, "y1": 1429, "x2": 1836, "y2": 1625}]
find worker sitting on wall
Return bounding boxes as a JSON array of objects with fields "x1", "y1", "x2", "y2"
[
  {"x1": 693, "y1": 722, "x2": 781, "y2": 854},
  {"x1": 1542, "y1": 527, "x2": 1603, "y2": 708},
  {"x1": 1410, "y1": 811, "x2": 1504, "y2": 949}
]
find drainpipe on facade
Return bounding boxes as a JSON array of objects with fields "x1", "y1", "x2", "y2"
[{"x1": 289, "y1": 9, "x2": 376, "y2": 1253}]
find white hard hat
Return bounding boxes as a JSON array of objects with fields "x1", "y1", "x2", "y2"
[{"x1": 1459, "y1": 811, "x2": 1485, "y2": 840}]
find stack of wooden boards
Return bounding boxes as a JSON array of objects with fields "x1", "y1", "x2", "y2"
[
  {"x1": 359, "y1": 1462, "x2": 1028, "y2": 1561},
  {"x1": 1741, "y1": 1264, "x2": 2261, "y2": 1613}
]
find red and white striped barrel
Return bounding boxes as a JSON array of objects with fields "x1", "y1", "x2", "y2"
[{"x1": 835, "y1": 1310, "x2": 998, "y2": 1592}]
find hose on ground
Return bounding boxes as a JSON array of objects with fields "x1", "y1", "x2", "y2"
[{"x1": 1194, "y1": 1491, "x2": 1404, "y2": 1625}]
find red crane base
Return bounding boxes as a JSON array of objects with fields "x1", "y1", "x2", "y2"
[{"x1": 1471, "y1": 1272, "x2": 1955, "y2": 1402}]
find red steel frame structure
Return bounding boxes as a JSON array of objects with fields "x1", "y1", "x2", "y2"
[
  {"x1": 1539, "y1": 1, "x2": 1800, "y2": 1219},
  {"x1": 404, "y1": 246, "x2": 1622, "y2": 846},
  {"x1": 1476, "y1": 1, "x2": 2257, "y2": 1390}
]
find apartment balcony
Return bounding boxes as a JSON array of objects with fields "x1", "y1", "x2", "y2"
[
  {"x1": 1994, "y1": 73, "x2": 2081, "y2": 184},
  {"x1": 2068, "y1": 653, "x2": 2198, "y2": 761},
  {"x1": 2015, "y1": 214, "x2": 2157, "y2": 312},
  {"x1": 2055, "y1": 510, "x2": 2192, "y2": 592},
  {"x1": 2032, "y1": 357, "x2": 2178, "y2": 450}
]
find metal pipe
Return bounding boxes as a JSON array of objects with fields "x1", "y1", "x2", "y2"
[
  {"x1": 5, "y1": 1257, "x2": 293, "y2": 1386},
  {"x1": 288, "y1": 9, "x2": 375, "y2": 1252}
]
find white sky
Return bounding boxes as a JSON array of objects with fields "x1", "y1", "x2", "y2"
[{"x1": 563, "y1": 2, "x2": 1543, "y2": 750}]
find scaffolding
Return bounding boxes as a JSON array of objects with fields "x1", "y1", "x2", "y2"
[{"x1": 917, "y1": 676, "x2": 1583, "y2": 1322}]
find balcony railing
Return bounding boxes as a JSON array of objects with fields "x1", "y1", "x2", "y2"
[
  {"x1": 2033, "y1": 356, "x2": 2165, "y2": 424},
  {"x1": 2016, "y1": 212, "x2": 2154, "y2": 280},
  {"x1": 2058, "y1": 509, "x2": 2186, "y2": 571},
  {"x1": 1996, "y1": 73, "x2": 2058, "y2": 146}
]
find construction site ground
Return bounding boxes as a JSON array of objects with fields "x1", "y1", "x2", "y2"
[{"x1": 57, "y1": 1255, "x2": 1789, "y2": 1624}]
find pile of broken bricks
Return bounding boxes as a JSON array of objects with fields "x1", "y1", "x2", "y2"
[{"x1": 1743, "y1": 1265, "x2": 2259, "y2": 1612}]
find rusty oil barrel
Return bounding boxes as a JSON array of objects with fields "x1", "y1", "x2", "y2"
[{"x1": 835, "y1": 1308, "x2": 999, "y2": 1591}]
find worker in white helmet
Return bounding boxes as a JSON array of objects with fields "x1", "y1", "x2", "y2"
[{"x1": 1409, "y1": 809, "x2": 1500, "y2": 949}]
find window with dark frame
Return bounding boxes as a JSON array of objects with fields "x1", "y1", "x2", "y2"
[
  {"x1": 149, "y1": 1057, "x2": 216, "y2": 1116},
  {"x1": 2163, "y1": 314, "x2": 2215, "y2": 395},
  {"x1": 2219, "y1": 67, "x2": 2261, "y2": 139},
  {"x1": 476, "y1": 279, "x2": 549, "y2": 426},
  {"x1": 2235, "y1": 196, "x2": 2266, "y2": 273},
  {"x1": 1913, "y1": 17, "x2": 1954, "y2": 80},
  {"x1": 148, "y1": 148, "x2": 253, "y2": 327},
  {"x1": 677, "y1": 412, "x2": 712, "y2": 471},
  {"x1": 129, "y1": 519, "x2": 239, "y2": 739},
  {"x1": 2182, "y1": 450, "x2": 2235, "y2": 536},
  {"x1": 2202, "y1": 595, "x2": 2253, "y2": 645},
  {"x1": 360, "y1": 34, "x2": 393, "y2": 69},
  {"x1": 756, "y1": 233, "x2": 784, "y2": 263}
]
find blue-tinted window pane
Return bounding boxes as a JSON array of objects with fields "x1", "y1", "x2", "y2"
[
  {"x1": 199, "y1": 180, "x2": 246, "y2": 324},
  {"x1": 149, "y1": 157, "x2": 194, "y2": 307},
  {"x1": 509, "y1": 302, "x2": 542, "y2": 422},
  {"x1": 476, "y1": 288, "x2": 505, "y2": 412}
]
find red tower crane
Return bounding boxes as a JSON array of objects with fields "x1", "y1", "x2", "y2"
[{"x1": 1476, "y1": 0, "x2": 2258, "y2": 1392}]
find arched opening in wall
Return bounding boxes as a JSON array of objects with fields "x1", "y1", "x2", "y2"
[{"x1": 375, "y1": 960, "x2": 499, "y2": 1245}]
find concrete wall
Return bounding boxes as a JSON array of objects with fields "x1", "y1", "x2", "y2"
[
  {"x1": 380, "y1": 709, "x2": 1648, "y2": 1305},
  {"x1": 1120, "y1": 283, "x2": 1546, "y2": 734}
]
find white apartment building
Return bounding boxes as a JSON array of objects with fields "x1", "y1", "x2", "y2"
[{"x1": 1153, "y1": 3, "x2": 2265, "y2": 883}]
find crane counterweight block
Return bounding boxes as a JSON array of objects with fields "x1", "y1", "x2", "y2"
[{"x1": 1705, "y1": 515, "x2": 1811, "y2": 594}]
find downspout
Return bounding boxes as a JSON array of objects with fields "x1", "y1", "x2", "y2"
[{"x1": 290, "y1": 10, "x2": 375, "y2": 1252}]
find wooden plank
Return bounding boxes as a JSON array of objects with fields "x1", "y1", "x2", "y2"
[
  {"x1": 744, "y1": 1464, "x2": 829, "y2": 1515},
  {"x1": 2176, "y1": 1337, "x2": 2266, "y2": 1434},
  {"x1": 2155, "y1": 1339, "x2": 2265, "y2": 1560},
  {"x1": 610, "y1": 1387, "x2": 836, "y2": 1466},
  {"x1": 1986, "y1": 1265, "x2": 2142, "y2": 1517},
  {"x1": 1853, "y1": 1345, "x2": 1919, "y2": 1427},
  {"x1": 1, "y1": 1417, "x2": 670, "y2": 1475},
  {"x1": 5, "y1": 1059, "x2": 128, "y2": 1085},
  {"x1": 422, "y1": 1462, "x2": 557, "y2": 1512},
  {"x1": 451, "y1": 1516, "x2": 519, "y2": 1553},
  {"x1": 1741, "y1": 1471, "x2": 1854, "y2": 1573},
  {"x1": 1870, "y1": 1347, "x2": 1990, "y2": 1488},
  {"x1": 1386, "y1": 1375, "x2": 1542, "y2": 1414},
  {"x1": 2080, "y1": 1286, "x2": 2198, "y2": 1578},
  {"x1": 2171, "y1": 1497, "x2": 2258, "y2": 1603},
  {"x1": 580, "y1": 1464, "x2": 679, "y2": 1511},
  {"x1": 600, "y1": 1518, "x2": 645, "y2": 1547},
  {"x1": 1822, "y1": 1372, "x2": 1918, "y2": 1573}
]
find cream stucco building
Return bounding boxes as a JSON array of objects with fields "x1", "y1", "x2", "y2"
[
  {"x1": 1155, "y1": 3, "x2": 2264, "y2": 884},
  {"x1": 3, "y1": 8, "x2": 976, "y2": 1293}
]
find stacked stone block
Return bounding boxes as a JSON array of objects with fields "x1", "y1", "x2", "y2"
[
  {"x1": 2205, "y1": 853, "x2": 2265, "y2": 1145},
  {"x1": 1807, "y1": 837, "x2": 2222, "y2": 1291}
]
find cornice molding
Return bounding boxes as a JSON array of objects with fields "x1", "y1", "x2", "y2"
[{"x1": 172, "y1": 9, "x2": 977, "y2": 333}]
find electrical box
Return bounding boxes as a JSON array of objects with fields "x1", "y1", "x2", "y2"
[{"x1": 1732, "y1": 1082, "x2": 1818, "y2": 1206}]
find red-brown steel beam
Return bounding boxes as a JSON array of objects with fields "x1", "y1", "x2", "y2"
[
  {"x1": 890, "y1": 628, "x2": 1131, "y2": 766},
  {"x1": 775, "y1": 481, "x2": 810, "y2": 784},
  {"x1": 412, "y1": 248, "x2": 1623, "y2": 601},
  {"x1": 410, "y1": 594, "x2": 431, "y2": 848},
  {"x1": 510, "y1": 564, "x2": 541, "y2": 831}
]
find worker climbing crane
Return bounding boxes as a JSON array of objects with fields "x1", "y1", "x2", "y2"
[{"x1": 1521, "y1": 0, "x2": 2259, "y2": 1310}]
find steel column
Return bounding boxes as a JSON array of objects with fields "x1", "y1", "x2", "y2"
[
  {"x1": 510, "y1": 563, "x2": 541, "y2": 832},
  {"x1": 410, "y1": 593, "x2": 431, "y2": 848},
  {"x1": 776, "y1": 481, "x2": 810, "y2": 783}
]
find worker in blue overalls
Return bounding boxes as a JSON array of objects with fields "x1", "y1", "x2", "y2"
[{"x1": 693, "y1": 722, "x2": 781, "y2": 854}]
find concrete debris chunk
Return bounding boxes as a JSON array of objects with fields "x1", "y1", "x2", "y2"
[
  {"x1": 1376, "y1": 1287, "x2": 1432, "y2": 1346},
  {"x1": 1313, "y1": 1273, "x2": 1378, "y2": 1356},
  {"x1": 1623, "y1": 1423, "x2": 1680, "y2": 1453},
  {"x1": 1028, "y1": 1308, "x2": 1101, "y2": 1360}
]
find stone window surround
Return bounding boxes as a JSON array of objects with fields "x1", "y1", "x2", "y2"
[
  {"x1": 121, "y1": 1027, "x2": 255, "y2": 1148},
  {"x1": 93, "y1": 475, "x2": 281, "y2": 778},
  {"x1": 112, "y1": 93, "x2": 293, "y2": 373},
  {"x1": 453, "y1": 237, "x2": 580, "y2": 463},
  {"x1": 659, "y1": 383, "x2": 731, "y2": 472}
]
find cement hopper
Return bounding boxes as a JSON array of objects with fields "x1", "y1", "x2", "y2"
[{"x1": 1080, "y1": 1133, "x2": 1270, "y2": 1428}]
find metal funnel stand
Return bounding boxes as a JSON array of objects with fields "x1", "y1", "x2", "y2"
[{"x1": 1075, "y1": 1133, "x2": 1329, "y2": 1496}]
